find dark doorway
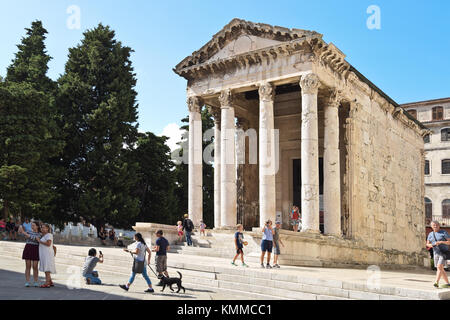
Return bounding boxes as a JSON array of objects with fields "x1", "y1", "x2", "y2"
[{"x1": 293, "y1": 158, "x2": 324, "y2": 233}]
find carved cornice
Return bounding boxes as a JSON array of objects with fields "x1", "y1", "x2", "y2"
[
  {"x1": 174, "y1": 18, "x2": 322, "y2": 73},
  {"x1": 258, "y1": 82, "x2": 274, "y2": 102},
  {"x1": 218, "y1": 89, "x2": 233, "y2": 107},
  {"x1": 300, "y1": 73, "x2": 320, "y2": 95},
  {"x1": 315, "y1": 42, "x2": 350, "y2": 76},
  {"x1": 187, "y1": 96, "x2": 203, "y2": 113}
]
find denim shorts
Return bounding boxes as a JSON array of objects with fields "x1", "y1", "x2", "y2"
[{"x1": 261, "y1": 240, "x2": 273, "y2": 253}]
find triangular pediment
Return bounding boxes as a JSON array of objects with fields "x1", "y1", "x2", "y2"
[{"x1": 174, "y1": 18, "x2": 322, "y2": 72}]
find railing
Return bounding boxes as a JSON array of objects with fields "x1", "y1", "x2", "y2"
[{"x1": 426, "y1": 215, "x2": 450, "y2": 227}]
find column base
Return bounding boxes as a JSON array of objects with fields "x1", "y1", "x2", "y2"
[{"x1": 214, "y1": 226, "x2": 237, "y2": 231}]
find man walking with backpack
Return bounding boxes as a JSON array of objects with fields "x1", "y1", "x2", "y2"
[{"x1": 182, "y1": 214, "x2": 194, "y2": 246}]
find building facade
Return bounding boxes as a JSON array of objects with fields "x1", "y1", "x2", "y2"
[
  {"x1": 403, "y1": 98, "x2": 450, "y2": 229},
  {"x1": 174, "y1": 19, "x2": 429, "y2": 267}
]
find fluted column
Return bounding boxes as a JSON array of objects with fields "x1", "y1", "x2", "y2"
[
  {"x1": 299, "y1": 73, "x2": 321, "y2": 233},
  {"x1": 187, "y1": 96, "x2": 203, "y2": 226},
  {"x1": 324, "y1": 90, "x2": 341, "y2": 236},
  {"x1": 209, "y1": 107, "x2": 221, "y2": 229},
  {"x1": 219, "y1": 89, "x2": 237, "y2": 228},
  {"x1": 258, "y1": 82, "x2": 277, "y2": 227}
]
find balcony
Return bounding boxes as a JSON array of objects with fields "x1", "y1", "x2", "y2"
[{"x1": 426, "y1": 215, "x2": 450, "y2": 227}]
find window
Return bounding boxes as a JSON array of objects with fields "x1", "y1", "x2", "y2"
[
  {"x1": 443, "y1": 199, "x2": 450, "y2": 219},
  {"x1": 425, "y1": 160, "x2": 430, "y2": 175},
  {"x1": 432, "y1": 106, "x2": 444, "y2": 121},
  {"x1": 442, "y1": 128, "x2": 450, "y2": 141},
  {"x1": 423, "y1": 134, "x2": 430, "y2": 144},
  {"x1": 408, "y1": 109, "x2": 417, "y2": 119},
  {"x1": 442, "y1": 159, "x2": 450, "y2": 174},
  {"x1": 425, "y1": 197, "x2": 432, "y2": 222}
]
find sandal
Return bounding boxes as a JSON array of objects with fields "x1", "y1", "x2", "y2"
[
  {"x1": 40, "y1": 283, "x2": 51, "y2": 288},
  {"x1": 49, "y1": 281, "x2": 54, "y2": 287}
]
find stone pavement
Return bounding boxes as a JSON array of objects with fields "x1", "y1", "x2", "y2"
[{"x1": 0, "y1": 255, "x2": 260, "y2": 300}]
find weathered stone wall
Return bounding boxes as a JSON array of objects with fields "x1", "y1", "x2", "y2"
[{"x1": 349, "y1": 98, "x2": 426, "y2": 255}]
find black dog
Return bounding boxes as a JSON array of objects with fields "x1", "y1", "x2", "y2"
[{"x1": 160, "y1": 271, "x2": 185, "y2": 293}]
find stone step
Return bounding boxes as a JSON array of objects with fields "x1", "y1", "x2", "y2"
[{"x1": 0, "y1": 241, "x2": 446, "y2": 300}]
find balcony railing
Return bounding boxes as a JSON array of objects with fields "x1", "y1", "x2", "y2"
[{"x1": 426, "y1": 215, "x2": 450, "y2": 227}]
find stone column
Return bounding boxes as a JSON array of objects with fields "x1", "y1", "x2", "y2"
[
  {"x1": 324, "y1": 90, "x2": 342, "y2": 236},
  {"x1": 299, "y1": 73, "x2": 321, "y2": 233},
  {"x1": 219, "y1": 89, "x2": 237, "y2": 228},
  {"x1": 187, "y1": 96, "x2": 203, "y2": 226},
  {"x1": 258, "y1": 82, "x2": 277, "y2": 226},
  {"x1": 209, "y1": 107, "x2": 221, "y2": 229}
]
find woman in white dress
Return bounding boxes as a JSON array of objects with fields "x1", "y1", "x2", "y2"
[{"x1": 37, "y1": 223, "x2": 56, "y2": 288}]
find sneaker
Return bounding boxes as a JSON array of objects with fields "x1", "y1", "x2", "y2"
[
  {"x1": 119, "y1": 284, "x2": 129, "y2": 291},
  {"x1": 274, "y1": 264, "x2": 280, "y2": 268},
  {"x1": 441, "y1": 283, "x2": 450, "y2": 289},
  {"x1": 25, "y1": 282, "x2": 30, "y2": 287},
  {"x1": 231, "y1": 261, "x2": 237, "y2": 266},
  {"x1": 434, "y1": 282, "x2": 440, "y2": 288},
  {"x1": 144, "y1": 288, "x2": 154, "y2": 293},
  {"x1": 266, "y1": 264, "x2": 272, "y2": 269},
  {"x1": 242, "y1": 263, "x2": 249, "y2": 267},
  {"x1": 260, "y1": 263, "x2": 265, "y2": 268},
  {"x1": 33, "y1": 282, "x2": 39, "y2": 287}
]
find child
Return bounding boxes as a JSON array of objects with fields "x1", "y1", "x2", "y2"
[
  {"x1": 20, "y1": 221, "x2": 40, "y2": 287},
  {"x1": 199, "y1": 220, "x2": 206, "y2": 236},
  {"x1": 231, "y1": 224, "x2": 248, "y2": 267},
  {"x1": 83, "y1": 248, "x2": 104, "y2": 284},
  {"x1": 272, "y1": 221, "x2": 284, "y2": 268},
  {"x1": 37, "y1": 223, "x2": 56, "y2": 288},
  {"x1": 176, "y1": 221, "x2": 183, "y2": 243}
]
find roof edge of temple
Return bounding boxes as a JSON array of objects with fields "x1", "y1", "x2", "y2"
[{"x1": 173, "y1": 18, "x2": 322, "y2": 73}]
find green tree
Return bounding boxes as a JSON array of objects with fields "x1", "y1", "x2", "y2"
[
  {"x1": 0, "y1": 21, "x2": 62, "y2": 220},
  {"x1": 56, "y1": 24, "x2": 139, "y2": 229},
  {"x1": 131, "y1": 132, "x2": 178, "y2": 224},
  {"x1": 174, "y1": 107, "x2": 215, "y2": 227}
]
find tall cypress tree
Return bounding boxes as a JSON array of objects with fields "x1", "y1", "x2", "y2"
[
  {"x1": 57, "y1": 24, "x2": 139, "y2": 228},
  {"x1": 0, "y1": 21, "x2": 62, "y2": 220}
]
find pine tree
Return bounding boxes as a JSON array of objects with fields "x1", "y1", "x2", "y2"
[
  {"x1": 0, "y1": 21, "x2": 62, "y2": 220},
  {"x1": 57, "y1": 24, "x2": 139, "y2": 229},
  {"x1": 131, "y1": 132, "x2": 178, "y2": 224}
]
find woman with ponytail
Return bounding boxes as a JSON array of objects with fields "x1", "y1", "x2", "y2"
[{"x1": 120, "y1": 233, "x2": 154, "y2": 293}]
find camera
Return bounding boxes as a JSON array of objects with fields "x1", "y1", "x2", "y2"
[{"x1": 99, "y1": 250, "x2": 103, "y2": 256}]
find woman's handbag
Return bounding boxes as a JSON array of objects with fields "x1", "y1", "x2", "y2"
[{"x1": 132, "y1": 245, "x2": 146, "y2": 274}]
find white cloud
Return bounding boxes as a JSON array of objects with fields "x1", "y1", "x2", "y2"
[{"x1": 159, "y1": 123, "x2": 184, "y2": 152}]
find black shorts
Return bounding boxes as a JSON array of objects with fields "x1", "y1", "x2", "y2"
[
  {"x1": 236, "y1": 248, "x2": 243, "y2": 254},
  {"x1": 261, "y1": 240, "x2": 273, "y2": 253}
]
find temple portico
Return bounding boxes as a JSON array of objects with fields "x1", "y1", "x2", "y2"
[{"x1": 174, "y1": 19, "x2": 429, "y2": 267}]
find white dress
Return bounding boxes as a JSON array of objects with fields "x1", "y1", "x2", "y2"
[{"x1": 39, "y1": 233, "x2": 56, "y2": 273}]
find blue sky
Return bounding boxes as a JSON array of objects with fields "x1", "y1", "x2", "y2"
[{"x1": 0, "y1": 0, "x2": 449, "y2": 147}]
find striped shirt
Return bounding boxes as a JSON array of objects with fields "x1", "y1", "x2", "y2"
[{"x1": 25, "y1": 231, "x2": 40, "y2": 245}]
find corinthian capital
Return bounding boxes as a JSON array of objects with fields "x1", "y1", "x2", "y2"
[
  {"x1": 300, "y1": 73, "x2": 320, "y2": 95},
  {"x1": 207, "y1": 105, "x2": 221, "y2": 124},
  {"x1": 258, "y1": 82, "x2": 275, "y2": 102},
  {"x1": 218, "y1": 89, "x2": 233, "y2": 107},
  {"x1": 187, "y1": 96, "x2": 203, "y2": 113},
  {"x1": 327, "y1": 88, "x2": 343, "y2": 108}
]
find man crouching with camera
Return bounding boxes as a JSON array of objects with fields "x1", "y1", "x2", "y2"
[{"x1": 83, "y1": 248, "x2": 104, "y2": 284}]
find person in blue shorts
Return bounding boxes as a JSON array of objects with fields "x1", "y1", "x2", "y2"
[{"x1": 260, "y1": 219, "x2": 274, "y2": 269}]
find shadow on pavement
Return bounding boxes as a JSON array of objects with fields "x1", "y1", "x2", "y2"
[{"x1": 0, "y1": 269, "x2": 134, "y2": 300}]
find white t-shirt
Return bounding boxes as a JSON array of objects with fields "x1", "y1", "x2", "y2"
[{"x1": 134, "y1": 242, "x2": 147, "y2": 262}]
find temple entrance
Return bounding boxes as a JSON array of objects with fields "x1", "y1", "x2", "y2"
[{"x1": 293, "y1": 158, "x2": 324, "y2": 233}]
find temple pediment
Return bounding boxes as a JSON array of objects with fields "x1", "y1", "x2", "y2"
[{"x1": 174, "y1": 18, "x2": 322, "y2": 74}]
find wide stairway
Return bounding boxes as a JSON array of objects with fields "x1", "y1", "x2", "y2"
[{"x1": 1, "y1": 239, "x2": 448, "y2": 300}]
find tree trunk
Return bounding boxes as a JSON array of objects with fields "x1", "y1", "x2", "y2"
[{"x1": 3, "y1": 199, "x2": 9, "y2": 220}]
